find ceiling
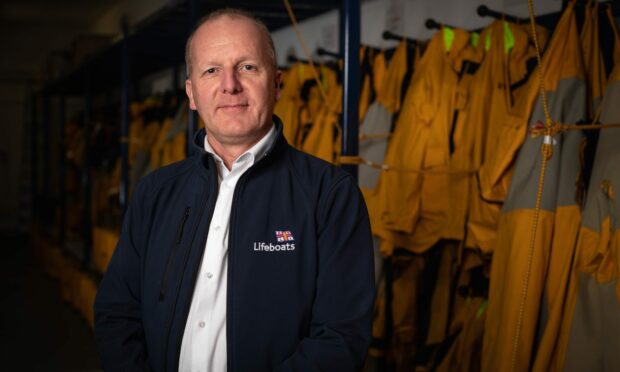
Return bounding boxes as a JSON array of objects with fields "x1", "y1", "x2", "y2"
[{"x1": 0, "y1": 0, "x2": 119, "y2": 27}]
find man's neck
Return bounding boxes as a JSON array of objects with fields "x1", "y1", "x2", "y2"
[
  {"x1": 206, "y1": 126, "x2": 273, "y2": 170},
  {"x1": 207, "y1": 139, "x2": 254, "y2": 170}
]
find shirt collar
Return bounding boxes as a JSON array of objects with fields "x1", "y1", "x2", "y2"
[{"x1": 203, "y1": 122, "x2": 277, "y2": 169}]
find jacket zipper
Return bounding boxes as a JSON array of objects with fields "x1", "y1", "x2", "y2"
[
  {"x1": 168, "y1": 135, "x2": 276, "y2": 371},
  {"x1": 159, "y1": 207, "x2": 191, "y2": 302},
  {"x1": 164, "y1": 175, "x2": 218, "y2": 372},
  {"x1": 225, "y1": 166, "x2": 259, "y2": 372}
]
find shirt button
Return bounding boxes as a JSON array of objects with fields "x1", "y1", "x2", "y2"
[
  {"x1": 206, "y1": 272, "x2": 213, "y2": 279},
  {"x1": 213, "y1": 225, "x2": 220, "y2": 231},
  {"x1": 198, "y1": 321, "x2": 205, "y2": 328}
]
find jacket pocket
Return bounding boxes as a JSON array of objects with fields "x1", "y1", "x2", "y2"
[{"x1": 159, "y1": 206, "x2": 190, "y2": 301}]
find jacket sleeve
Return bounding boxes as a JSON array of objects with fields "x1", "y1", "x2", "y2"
[
  {"x1": 275, "y1": 174, "x2": 376, "y2": 372},
  {"x1": 94, "y1": 180, "x2": 152, "y2": 372}
]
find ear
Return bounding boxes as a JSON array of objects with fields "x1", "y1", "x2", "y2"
[
  {"x1": 185, "y1": 79, "x2": 196, "y2": 110},
  {"x1": 274, "y1": 69, "x2": 283, "y2": 102}
]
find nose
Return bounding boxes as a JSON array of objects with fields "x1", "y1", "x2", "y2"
[{"x1": 220, "y1": 68, "x2": 242, "y2": 94}]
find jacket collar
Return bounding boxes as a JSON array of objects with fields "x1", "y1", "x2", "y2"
[{"x1": 192, "y1": 115, "x2": 288, "y2": 164}]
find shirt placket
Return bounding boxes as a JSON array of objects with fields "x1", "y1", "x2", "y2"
[{"x1": 190, "y1": 157, "x2": 249, "y2": 371}]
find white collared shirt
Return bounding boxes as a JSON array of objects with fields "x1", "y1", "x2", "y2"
[{"x1": 178, "y1": 124, "x2": 277, "y2": 372}]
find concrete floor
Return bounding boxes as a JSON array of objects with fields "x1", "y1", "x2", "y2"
[{"x1": 0, "y1": 230, "x2": 101, "y2": 372}]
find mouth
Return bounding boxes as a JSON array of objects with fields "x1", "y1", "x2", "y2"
[{"x1": 218, "y1": 103, "x2": 249, "y2": 111}]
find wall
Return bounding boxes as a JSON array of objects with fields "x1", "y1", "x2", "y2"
[{"x1": 271, "y1": 0, "x2": 563, "y2": 66}]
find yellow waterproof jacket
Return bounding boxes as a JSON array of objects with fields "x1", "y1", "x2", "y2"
[
  {"x1": 372, "y1": 28, "x2": 477, "y2": 254},
  {"x1": 377, "y1": 40, "x2": 408, "y2": 114},
  {"x1": 300, "y1": 66, "x2": 341, "y2": 163},
  {"x1": 466, "y1": 22, "x2": 549, "y2": 253},
  {"x1": 149, "y1": 116, "x2": 172, "y2": 170},
  {"x1": 160, "y1": 101, "x2": 189, "y2": 167},
  {"x1": 373, "y1": 50, "x2": 387, "y2": 102},
  {"x1": 274, "y1": 63, "x2": 315, "y2": 145},
  {"x1": 476, "y1": 23, "x2": 549, "y2": 204},
  {"x1": 483, "y1": 2, "x2": 587, "y2": 371},
  {"x1": 362, "y1": 46, "x2": 420, "y2": 234},
  {"x1": 553, "y1": 14, "x2": 620, "y2": 371},
  {"x1": 560, "y1": 64, "x2": 620, "y2": 372},
  {"x1": 580, "y1": 1, "x2": 607, "y2": 115},
  {"x1": 359, "y1": 47, "x2": 387, "y2": 123}
]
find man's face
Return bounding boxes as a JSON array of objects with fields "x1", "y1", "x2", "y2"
[{"x1": 186, "y1": 16, "x2": 281, "y2": 150}]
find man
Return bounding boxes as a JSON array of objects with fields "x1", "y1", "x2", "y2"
[{"x1": 94, "y1": 8, "x2": 374, "y2": 372}]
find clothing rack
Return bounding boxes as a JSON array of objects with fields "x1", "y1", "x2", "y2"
[
  {"x1": 477, "y1": 5, "x2": 528, "y2": 23},
  {"x1": 317, "y1": 47, "x2": 341, "y2": 58},
  {"x1": 425, "y1": 18, "x2": 459, "y2": 30},
  {"x1": 382, "y1": 30, "x2": 420, "y2": 45}
]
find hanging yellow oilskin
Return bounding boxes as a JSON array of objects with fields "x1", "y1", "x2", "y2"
[
  {"x1": 274, "y1": 62, "x2": 315, "y2": 145},
  {"x1": 466, "y1": 20, "x2": 548, "y2": 254},
  {"x1": 377, "y1": 40, "x2": 408, "y2": 114},
  {"x1": 482, "y1": 2, "x2": 587, "y2": 372},
  {"x1": 372, "y1": 27, "x2": 475, "y2": 253},
  {"x1": 553, "y1": 26, "x2": 620, "y2": 372}
]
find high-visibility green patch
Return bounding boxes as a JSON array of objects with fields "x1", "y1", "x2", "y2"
[
  {"x1": 504, "y1": 21, "x2": 515, "y2": 54},
  {"x1": 444, "y1": 27, "x2": 455, "y2": 52},
  {"x1": 471, "y1": 32, "x2": 480, "y2": 48}
]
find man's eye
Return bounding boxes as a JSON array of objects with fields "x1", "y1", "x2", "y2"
[
  {"x1": 242, "y1": 64, "x2": 256, "y2": 71},
  {"x1": 206, "y1": 68, "x2": 216, "y2": 74}
]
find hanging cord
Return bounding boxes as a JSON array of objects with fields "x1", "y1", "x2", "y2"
[
  {"x1": 282, "y1": 0, "x2": 344, "y2": 151},
  {"x1": 508, "y1": 0, "x2": 558, "y2": 370},
  {"x1": 282, "y1": 0, "x2": 330, "y2": 105},
  {"x1": 511, "y1": 0, "x2": 620, "y2": 369},
  {"x1": 527, "y1": 1, "x2": 620, "y2": 140}
]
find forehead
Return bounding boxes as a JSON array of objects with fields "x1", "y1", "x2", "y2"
[{"x1": 191, "y1": 16, "x2": 268, "y2": 59}]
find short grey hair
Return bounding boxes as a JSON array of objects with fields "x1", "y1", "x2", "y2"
[{"x1": 185, "y1": 8, "x2": 277, "y2": 77}]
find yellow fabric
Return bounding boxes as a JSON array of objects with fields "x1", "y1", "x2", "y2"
[
  {"x1": 359, "y1": 48, "x2": 388, "y2": 124},
  {"x1": 390, "y1": 254, "x2": 427, "y2": 371},
  {"x1": 377, "y1": 40, "x2": 408, "y2": 113},
  {"x1": 448, "y1": 249, "x2": 487, "y2": 334},
  {"x1": 483, "y1": 209, "x2": 556, "y2": 372},
  {"x1": 150, "y1": 117, "x2": 172, "y2": 169},
  {"x1": 300, "y1": 67, "x2": 341, "y2": 163},
  {"x1": 78, "y1": 273, "x2": 98, "y2": 328},
  {"x1": 553, "y1": 31, "x2": 620, "y2": 370},
  {"x1": 92, "y1": 226, "x2": 120, "y2": 273},
  {"x1": 296, "y1": 80, "x2": 323, "y2": 147},
  {"x1": 426, "y1": 241, "x2": 458, "y2": 345},
  {"x1": 361, "y1": 47, "x2": 419, "y2": 231},
  {"x1": 483, "y1": 3, "x2": 586, "y2": 371},
  {"x1": 436, "y1": 297, "x2": 485, "y2": 372},
  {"x1": 477, "y1": 22, "x2": 550, "y2": 204},
  {"x1": 371, "y1": 28, "x2": 476, "y2": 253},
  {"x1": 161, "y1": 131, "x2": 186, "y2": 166},
  {"x1": 373, "y1": 51, "x2": 387, "y2": 102},
  {"x1": 467, "y1": 21, "x2": 548, "y2": 254},
  {"x1": 580, "y1": 1, "x2": 607, "y2": 116},
  {"x1": 274, "y1": 63, "x2": 315, "y2": 145},
  {"x1": 359, "y1": 46, "x2": 373, "y2": 123}
]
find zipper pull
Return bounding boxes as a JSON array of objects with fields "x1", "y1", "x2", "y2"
[{"x1": 176, "y1": 207, "x2": 190, "y2": 244}]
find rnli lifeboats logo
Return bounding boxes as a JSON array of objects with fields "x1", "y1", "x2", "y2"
[
  {"x1": 275, "y1": 230, "x2": 294, "y2": 242},
  {"x1": 253, "y1": 230, "x2": 296, "y2": 252}
]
